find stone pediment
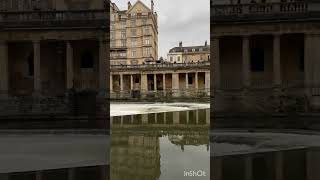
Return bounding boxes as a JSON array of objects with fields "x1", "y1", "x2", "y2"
[{"x1": 128, "y1": 1, "x2": 151, "y2": 14}]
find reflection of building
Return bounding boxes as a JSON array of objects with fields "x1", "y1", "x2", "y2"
[
  {"x1": 0, "y1": 1, "x2": 108, "y2": 118},
  {"x1": 167, "y1": 41, "x2": 210, "y2": 64},
  {"x1": 211, "y1": 0, "x2": 320, "y2": 114},
  {"x1": 110, "y1": 63, "x2": 210, "y2": 99},
  {"x1": 111, "y1": 110, "x2": 210, "y2": 180},
  {"x1": 110, "y1": 0, "x2": 158, "y2": 65},
  {"x1": 111, "y1": 109, "x2": 210, "y2": 128},
  {"x1": 111, "y1": 134, "x2": 160, "y2": 180}
]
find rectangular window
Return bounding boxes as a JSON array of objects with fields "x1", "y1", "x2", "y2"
[
  {"x1": 110, "y1": 41, "x2": 115, "y2": 47},
  {"x1": 178, "y1": 56, "x2": 181, "y2": 62},
  {"x1": 144, "y1": 27, "x2": 150, "y2": 35},
  {"x1": 131, "y1": 39, "x2": 137, "y2": 47},
  {"x1": 110, "y1": 32, "x2": 115, "y2": 40},
  {"x1": 250, "y1": 48, "x2": 265, "y2": 72},
  {"x1": 145, "y1": 47, "x2": 151, "y2": 56},
  {"x1": 121, "y1": 40, "x2": 126, "y2": 47},
  {"x1": 145, "y1": 37, "x2": 150, "y2": 45},
  {"x1": 120, "y1": 21, "x2": 126, "y2": 29},
  {"x1": 121, "y1": 30, "x2": 126, "y2": 38},
  {"x1": 131, "y1": 29, "x2": 137, "y2": 36},
  {"x1": 142, "y1": 19, "x2": 147, "y2": 25},
  {"x1": 131, "y1": 19, "x2": 136, "y2": 27},
  {"x1": 131, "y1": 49, "x2": 137, "y2": 58}
]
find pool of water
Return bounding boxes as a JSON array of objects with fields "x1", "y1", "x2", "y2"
[{"x1": 111, "y1": 109, "x2": 210, "y2": 180}]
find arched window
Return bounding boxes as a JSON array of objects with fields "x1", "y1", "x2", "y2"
[
  {"x1": 81, "y1": 51, "x2": 94, "y2": 69},
  {"x1": 28, "y1": 53, "x2": 34, "y2": 76}
]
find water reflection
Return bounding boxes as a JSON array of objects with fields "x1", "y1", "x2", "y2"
[
  {"x1": 211, "y1": 131, "x2": 320, "y2": 180},
  {"x1": 0, "y1": 165, "x2": 109, "y2": 180},
  {"x1": 111, "y1": 109, "x2": 210, "y2": 180}
]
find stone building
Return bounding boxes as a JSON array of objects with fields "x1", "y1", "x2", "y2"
[
  {"x1": 0, "y1": 0, "x2": 109, "y2": 119},
  {"x1": 211, "y1": 0, "x2": 320, "y2": 114},
  {"x1": 110, "y1": 63, "x2": 210, "y2": 99},
  {"x1": 167, "y1": 41, "x2": 210, "y2": 64},
  {"x1": 110, "y1": 0, "x2": 158, "y2": 65}
]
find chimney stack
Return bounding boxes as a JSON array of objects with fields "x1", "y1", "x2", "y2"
[
  {"x1": 179, "y1": 41, "x2": 183, "y2": 47},
  {"x1": 128, "y1": 1, "x2": 132, "y2": 10},
  {"x1": 151, "y1": 0, "x2": 154, "y2": 12}
]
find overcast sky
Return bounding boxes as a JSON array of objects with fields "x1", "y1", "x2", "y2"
[{"x1": 112, "y1": 0, "x2": 210, "y2": 59}]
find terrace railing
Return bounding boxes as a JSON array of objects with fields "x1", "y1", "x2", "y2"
[
  {"x1": 211, "y1": 1, "x2": 320, "y2": 23},
  {"x1": 110, "y1": 62, "x2": 210, "y2": 70},
  {"x1": 0, "y1": 10, "x2": 108, "y2": 29}
]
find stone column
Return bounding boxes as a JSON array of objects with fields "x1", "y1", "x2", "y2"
[
  {"x1": 33, "y1": 40, "x2": 41, "y2": 94},
  {"x1": 185, "y1": 73, "x2": 189, "y2": 89},
  {"x1": 305, "y1": 34, "x2": 313, "y2": 89},
  {"x1": 212, "y1": 37, "x2": 220, "y2": 89},
  {"x1": 242, "y1": 36, "x2": 251, "y2": 87},
  {"x1": 154, "y1": 74, "x2": 157, "y2": 92},
  {"x1": 99, "y1": 40, "x2": 108, "y2": 94},
  {"x1": 163, "y1": 74, "x2": 166, "y2": 91},
  {"x1": 172, "y1": 73, "x2": 179, "y2": 96},
  {"x1": 66, "y1": 41, "x2": 74, "y2": 89},
  {"x1": 130, "y1": 74, "x2": 134, "y2": 90},
  {"x1": 110, "y1": 75, "x2": 113, "y2": 92},
  {"x1": 195, "y1": 72, "x2": 199, "y2": 89},
  {"x1": 120, "y1": 74, "x2": 124, "y2": 92},
  {"x1": 0, "y1": 41, "x2": 8, "y2": 96},
  {"x1": 205, "y1": 71, "x2": 210, "y2": 95},
  {"x1": 273, "y1": 34, "x2": 281, "y2": 86},
  {"x1": 141, "y1": 74, "x2": 148, "y2": 93}
]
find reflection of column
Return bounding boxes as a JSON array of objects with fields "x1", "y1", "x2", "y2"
[
  {"x1": 33, "y1": 40, "x2": 41, "y2": 94},
  {"x1": 36, "y1": 171, "x2": 42, "y2": 180},
  {"x1": 66, "y1": 41, "x2": 74, "y2": 89},
  {"x1": 196, "y1": 110, "x2": 199, "y2": 124},
  {"x1": 68, "y1": 168, "x2": 76, "y2": 180},
  {"x1": 142, "y1": 114, "x2": 148, "y2": 124},
  {"x1": 0, "y1": 41, "x2": 8, "y2": 96},
  {"x1": 242, "y1": 36, "x2": 251, "y2": 87},
  {"x1": 245, "y1": 155, "x2": 253, "y2": 180},
  {"x1": 120, "y1": 74, "x2": 123, "y2": 92},
  {"x1": 130, "y1": 74, "x2": 134, "y2": 90},
  {"x1": 99, "y1": 40, "x2": 108, "y2": 92},
  {"x1": 173, "y1": 111, "x2": 180, "y2": 124},
  {"x1": 0, "y1": 174, "x2": 9, "y2": 180},
  {"x1": 273, "y1": 34, "x2": 281, "y2": 86},
  {"x1": 110, "y1": 75, "x2": 113, "y2": 92},
  {"x1": 212, "y1": 157, "x2": 222, "y2": 180},
  {"x1": 186, "y1": 111, "x2": 189, "y2": 124},
  {"x1": 154, "y1": 74, "x2": 157, "y2": 92},
  {"x1": 120, "y1": 116, "x2": 124, "y2": 125},
  {"x1": 275, "y1": 151, "x2": 283, "y2": 180},
  {"x1": 164, "y1": 112, "x2": 167, "y2": 124},
  {"x1": 206, "y1": 109, "x2": 210, "y2": 124}
]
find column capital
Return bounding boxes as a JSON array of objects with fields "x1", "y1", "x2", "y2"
[{"x1": 32, "y1": 40, "x2": 41, "y2": 44}]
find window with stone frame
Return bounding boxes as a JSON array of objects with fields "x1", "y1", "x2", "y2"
[
  {"x1": 131, "y1": 39, "x2": 137, "y2": 47},
  {"x1": 120, "y1": 21, "x2": 126, "y2": 29},
  {"x1": 145, "y1": 47, "x2": 151, "y2": 57},
  {"x1": 131, "y1": 19, "x2": 136, "y2": 27},
  {"x1": 131, "y1": 29, "x2": 137, "y2": 36},
  {"x1": 145, "y1": 37, "x2": 151, "y2": 45},
  {"x1": 131, "y1": 49, "x2": 137, "y2": 58},
  {"x1": 144, "y1": 27, "x2": 150, "y2": 35},
  {"x1": 121, "y1": 40, "x2": 126, "y2": 47},
  {"x1": 0, "y1": 0, "x2": 8, "y2": 11},
  {"x1": 121, "y1": 30, "x2": 126, "y2": 39},
  {"x1": 250, "y1": 48, "x2": 264, "y2": 72}
]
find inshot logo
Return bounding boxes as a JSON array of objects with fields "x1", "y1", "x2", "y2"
[{"x1": 184, "y1": 170, "x2": 206, "y2": 177}]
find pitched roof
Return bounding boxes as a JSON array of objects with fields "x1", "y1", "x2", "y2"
[
  {"x1": 128, "y1": 0, "x2": 152, "y2": 13},
  {"x1": 169, "y1": 45, "x2": 210, "y2": 53}
]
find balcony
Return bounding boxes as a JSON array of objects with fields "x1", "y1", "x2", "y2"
[
  {"x1": 211, "y1": 1, "x2": 320, "y2": 23},
  {"x1": 0, "y1": 10, "x2": 108, "y2": 30},
  {"x1": 111, "y1": 62, "x2": 210, "y2": 70}
]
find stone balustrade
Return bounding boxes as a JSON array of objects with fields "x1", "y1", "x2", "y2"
[{"x1": 211, "y1": 1, "x2": 320, "y2": 23}]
